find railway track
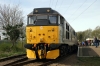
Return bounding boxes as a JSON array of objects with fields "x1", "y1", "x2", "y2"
[
  {"x1": 0, "y1": 54, "x2": 26, "y2": 66},
  {"x1": 24, "y1": 52, "x2": 77, "y2": 66},
  {"x1": 3, "y1": 58, "x2": 52, "y2": 66},
  {"x1": 40, "y1": 51, "x2": 77, "y2": 66},
  {"x1": 0, "y1": 53, "x2": 51, "y2": 66},
  {"x1": 0, "y1": 54, "x2": 26, "y2": 62},
  {"x1": 0, "y1": 51, "x2": 77, "y2": 66},
  {"x1": 39, "y1": 55, "x2": 69, "y2": 66}
]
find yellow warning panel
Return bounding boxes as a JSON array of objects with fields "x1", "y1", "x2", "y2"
[
  {"x1": 26, "y1": 49, "x2": 36, "y2": 59},
  {"x1": 46, "y1": 49, "x2": 59, "y2": 59}
]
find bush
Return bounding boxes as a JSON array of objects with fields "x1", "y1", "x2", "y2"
[
  {"x1": 0, "y1": 43, "x2": 11, "y2": 52},
  {"x1": 0, "y1": 40, "x2": 26, "y2": 58}
]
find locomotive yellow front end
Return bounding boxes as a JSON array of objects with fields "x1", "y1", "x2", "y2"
[
  {"x1": 24, "y1": 8, "x2": 60, "y2": 59},
  {"x1": 26, "y1": 26, "x2": 59, "y2": 59}
]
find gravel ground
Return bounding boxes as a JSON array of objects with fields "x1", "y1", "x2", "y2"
[
  {"x1": 48, "y1": 53, "x2": 84, "y2": 66},
  {"x1": 22, "y1": 53, "x2": 84, "y2": 66},
  {"x1": 0, "y1": 53, "x2": 92, "y2": 66}
]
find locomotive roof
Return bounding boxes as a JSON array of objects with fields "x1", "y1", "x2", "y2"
[{"x1": 28, "y1": 8, "x2": 63, "y2": 16}]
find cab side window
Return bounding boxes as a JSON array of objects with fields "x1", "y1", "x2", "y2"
[
  {"x1": 66, "y1": 23, "x2": 69, "y2": 39},
  {"x1": 60, "y1": 16, "x2": 64, "y2": 24}
]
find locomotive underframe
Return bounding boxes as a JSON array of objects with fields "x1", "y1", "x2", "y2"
[{"x1": 24, "y1": 43, "x2": 77, "y2": 59}]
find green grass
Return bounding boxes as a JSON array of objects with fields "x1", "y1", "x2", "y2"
[
  {"x1": 78, "y1": 57, "x2": 100, "y2": 66},
  {"x1": 0, "y1": 40, "x2": 26, "y2": 58}
]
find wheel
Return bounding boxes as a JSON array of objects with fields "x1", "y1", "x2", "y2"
[{"x1": 59, "y1": 45, "x2": 68, "y2": 57}]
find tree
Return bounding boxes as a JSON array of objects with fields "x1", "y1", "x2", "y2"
[
  {"x1": 77, "y1": 31, "x2": 84, "y2": 42},
  {"x1": 92, "y1": 26, "x2": 100, "y2": 39},
  {"x1": 20, "y1": 26, "x2": 26, "y2": 48},
  {"x1": 77, "y1": 26, "x2": 100, "y2": 42},
  {"x1": 83, "y1": 29, "x2": 92, "y2": 39},
  {"x1": 0, "y1": 4, "x2": 24, "y2": 48}
]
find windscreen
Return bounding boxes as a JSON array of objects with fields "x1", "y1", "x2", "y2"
[
  {"x1": 28, "y1": 16, "x2": 36, "y2": 24},
  {"x1": 28, "y1": 15, "x2": 57, "y2": 25},
  {"x1": 49, "y1": 15, "x2": 57, "y2": 24}
]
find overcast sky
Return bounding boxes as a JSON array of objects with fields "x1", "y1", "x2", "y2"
[{"x1": 0, "y1": 0, "x2": 100, "y2": 32}]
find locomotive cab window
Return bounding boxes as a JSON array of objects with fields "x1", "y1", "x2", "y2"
[
  {"x1": 28, "y1": 16, "x2": 36, "y2": 24},
  {"x1": 66, "y1": 23, "x2": 69, "y2": 31},
  {"x1": 60, "y1": 16, "x2": 64, "y2": 24},
  {"x1": 49, "y1": 15, "x2": 57, "y2": 24},
  {"x1": 34, "y1": 15, "x2": 49, "y2": 25},
  {"x1": 27, "y1": 15, "x2": 58, "y2": 25},
  {"x1": 73, "y1": 31, "x2": 75, "y2": 35},
  {"x1": 66, "y1": 31, "x2": 69, "y2": 39}
]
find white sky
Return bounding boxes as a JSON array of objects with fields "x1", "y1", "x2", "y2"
[{"x1": 0, "y1": 0, "x2": 100, "y2": 32}]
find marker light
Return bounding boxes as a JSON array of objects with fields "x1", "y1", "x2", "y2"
[
  {"x1": 35, "y1": 10, "x2": 38, "y2": 12},
  {"x1": 47, "y1": 9, "x2": 50, "y2": 12}
]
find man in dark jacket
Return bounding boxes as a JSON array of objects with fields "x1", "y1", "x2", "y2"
[{"x1": 94, "y1": 37, "x2": 98, "y2": 48}]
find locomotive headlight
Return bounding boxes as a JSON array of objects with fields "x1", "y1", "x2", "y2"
[
  {"x1": 47, "y1": 9, "x2": 50, "y2": 12},
  {"x1": 35, "y1": 10, "x2": 38, "y2": 12}
]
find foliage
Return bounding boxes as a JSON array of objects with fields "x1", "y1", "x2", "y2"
[
  {"x1": 77, "y1": 26, "x2": 100, "y2": 42},
  {"x1": 77, "y1": 31, "x2": 83, "y2": 42},
  {"x1": 0, "y1": 40, "x2": 26, "y2": 58},
  {"x1": 0, "y1": 4, "x2": 24, "y2": 48},
  {"x1": 3, "y1": 24, "x2": 23, "y2": 40},
  {"x1": 92, "y1": 26, "x2": 100, "y2": 38},
  {"x1": 83, "y1": 29, "x2": 92, "y2": 39}
]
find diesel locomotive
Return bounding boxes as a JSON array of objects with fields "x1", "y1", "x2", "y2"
[{"x1": 24, "y1": 8, "x2": 78, "y2": 59}]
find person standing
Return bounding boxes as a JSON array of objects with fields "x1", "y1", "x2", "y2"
[
  {"x1": 82, "y1": 41, "x2": 85, "y2": 46},
  {"x1": 94, "y1": 37, "x2": 98, "y2": 48},
  {"x1": 85, "y1": 41, "x2": 88, "y2": 46}
]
